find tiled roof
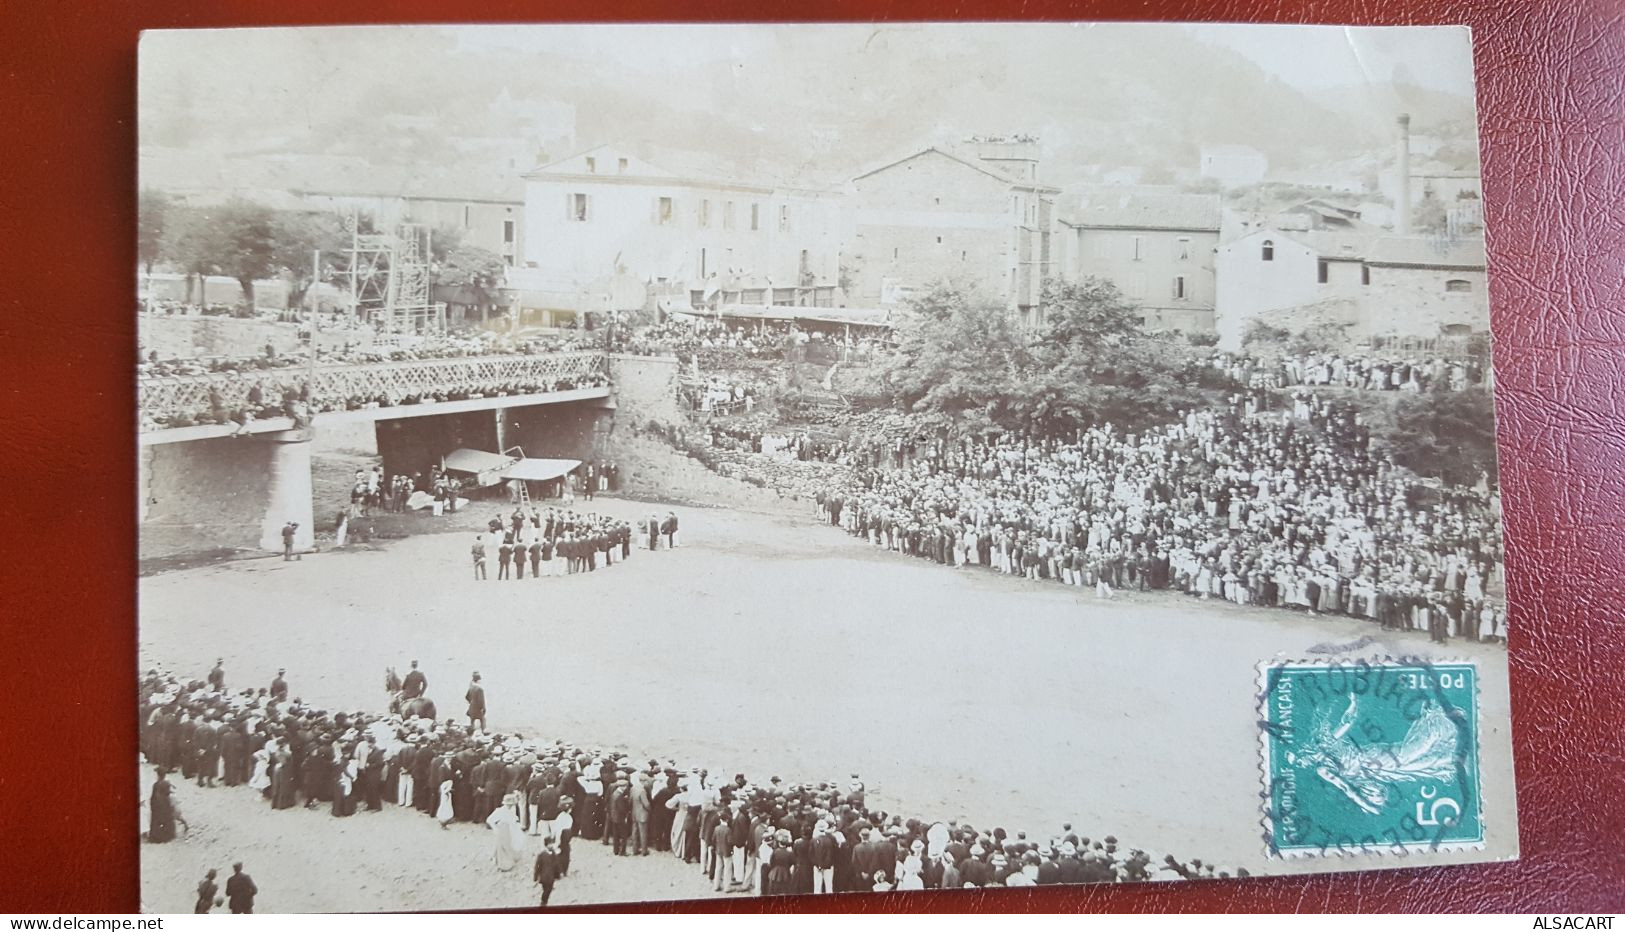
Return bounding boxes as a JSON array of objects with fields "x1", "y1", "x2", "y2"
[
  {"x1": 1062, "y1": 191, "x2": 1222, "y2": 232},
  {"x1": 1365, "y1": 235, "x2": 1486, "y2": 269},
  {"x1": 1295, "y1": 230, "x2": 1379, "y2": 260}
]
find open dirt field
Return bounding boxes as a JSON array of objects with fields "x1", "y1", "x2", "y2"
[{"x1": 138, "y1": 496, "x2": 1516, "y2": 910}]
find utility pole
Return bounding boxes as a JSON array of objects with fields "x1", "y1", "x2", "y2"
[
  {"x1": 308, "y1": 248, "x2": 320, "y2": 421},
  {"x1": 349, "y1": 211, "x2": 360, "y2": 329}
]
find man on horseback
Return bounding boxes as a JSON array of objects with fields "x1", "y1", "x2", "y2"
[
  {"x1": 402, "y1": 661, "x2": 427, "y2": 700},
  {"x1": 385, "y1": 662, "x2": 436, "y2": 722}
]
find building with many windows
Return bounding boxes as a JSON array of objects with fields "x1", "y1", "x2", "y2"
[
  {"x1": 510, "y1": 144, "x2": 843, "y2": 324},
  {"x1": 1054, "y1": 190, "x2": 1222, "y2": 333},
  {"x1": 842, "y1": 140, "x2": 1059, "y2": 326}
]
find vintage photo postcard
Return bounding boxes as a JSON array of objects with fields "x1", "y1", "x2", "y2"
[{"x1": 136, "y1": 23, "x2": 1515, "y2": 912}]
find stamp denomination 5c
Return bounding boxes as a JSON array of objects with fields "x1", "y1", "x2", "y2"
[{"x1": 1259, "y1": 659, "x2": 1483, "y2": 857}]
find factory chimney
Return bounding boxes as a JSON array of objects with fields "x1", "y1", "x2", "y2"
[{"x1": 1395, "y1": 113, "x2": 1412, "y2": 236}]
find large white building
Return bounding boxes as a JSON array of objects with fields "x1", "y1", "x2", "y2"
[
  {"x1": 508, "y1": 144, "x2": 844, "y2": 324},
  {"x1": 1213, "y1": 226, "x2": 1489, "y2": 349}
]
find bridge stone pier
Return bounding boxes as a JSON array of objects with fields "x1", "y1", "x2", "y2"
[
  {"x1": 258, "y1": 429, "x2": 316, "y2": 553},
  {"x1": 139, "y1": 430, "x2": 315, "y2": 559},
  {"x1": 138, "y1": 351, "x2": 612, "y2": 562}
]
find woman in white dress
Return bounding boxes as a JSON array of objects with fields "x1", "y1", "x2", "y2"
[
  {"x1": 247, "y1": 747, "x2": 271, "y2": 794},
  {"x1": 1465, "y1": 567, "x2": 1485, "y2": 602},
  {"x1": 486, "y1": 791, "x2": 525, "y2": 871},
  {"x1": 895, "y1": 852, "x2": 925, "y2": 891},
  {"x1": 436, "y1": 778, "x2": 455, "y2": 829}
]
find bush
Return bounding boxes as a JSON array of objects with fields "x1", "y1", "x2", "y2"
[
  {"x1": 1387, "y1": 386, "x2": 1499, "y2": 486},
  {"x1": 1242, "y1": 321, "x2": 1292, "y2": 347}
]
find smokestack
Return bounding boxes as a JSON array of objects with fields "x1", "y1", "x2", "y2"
[{"x1": 1395, "y1": 113, "x2": 1412, "y2": 236}]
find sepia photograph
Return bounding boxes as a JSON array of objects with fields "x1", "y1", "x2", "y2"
[{"x1": 135, "y1": 22, "x2": 1516, "y2": 912}]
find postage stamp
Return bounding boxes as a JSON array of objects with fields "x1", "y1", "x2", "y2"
[{"x1": 1258, "y1": 658, "x2": 1483, "y2": 858}]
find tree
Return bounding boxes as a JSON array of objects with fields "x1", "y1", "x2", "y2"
[
  {"x1": 271, "y1": 210, "x2": 349, "y2": 312},
  {"x1": 138, "y1": 189, "x2": 170, "y2": 277},
  {"x1": 434, "y1": 242, "x2": 507, "y2": 324},
  {"x1": 1388, "y1": 386, "x2": 1498, "y2": 486},
  {"x1": 1033, "y1": 277, "x2": 1142, "y2": 352},
  {"x1": 880, "y1": 283, "x2": 1033, "y2": 433},
  {"x1": 879, "y1": 277, "x2": 1219, "y2": 437},
  {"x1": 158, "y1": 203, "x2": 218, "y2": 306},
  {"x1": 205, "y1": 200, "x2": 278, "y2": 308},
  {"x1": 1414, "y1": 195, "x2": 1448, "y2": 235}
]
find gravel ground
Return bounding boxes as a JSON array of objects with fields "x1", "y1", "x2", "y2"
[{"x1": 138, "y1": 497, "x2": 1517, "y2": 911}]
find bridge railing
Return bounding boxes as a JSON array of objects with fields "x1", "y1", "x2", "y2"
[{"x1": 138, "y1": 351, "x2": 610, "y2": 430}]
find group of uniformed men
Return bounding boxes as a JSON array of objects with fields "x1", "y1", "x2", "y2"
[{"x1": 470, "y1": 507, "x2": 681, "y2": 580}]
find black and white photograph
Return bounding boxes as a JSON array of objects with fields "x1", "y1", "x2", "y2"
[{"x1": 135, "y1": 22, "x2": 1517, "y2": 912}]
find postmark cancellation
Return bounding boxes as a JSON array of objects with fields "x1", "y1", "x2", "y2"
[{"x1": 1258, "y1": 658, "x2": 1484, "y2": 859}]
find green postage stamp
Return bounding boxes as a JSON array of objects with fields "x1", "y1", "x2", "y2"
[{"x1": 1258, "y1": 659, "x2": 1483, "y2": 857}]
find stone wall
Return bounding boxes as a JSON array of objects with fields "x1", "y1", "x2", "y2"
[
  {"x1": 609, "y1": 354, "x2": 683, "y2": 429},
  {"x1": 847, "y1": 150, "x2": 1017, "y2": 307},
  {"x1": 1363, "y1": 267, "x2": 1490, "y2": 337},
  {"x1": 140, "y1": 316, "x2": 303, "y2": 360},
  {"x1": 139, "y1": 436, "x2": 276, "y2": 560},
  {"x1": 139, "y1": 315, "x2": 371, "y2": 360}
]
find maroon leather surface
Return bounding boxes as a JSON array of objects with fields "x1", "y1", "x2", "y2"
[{"x1": 2, "y1": 0, "x2": 1622, "y2": 913}]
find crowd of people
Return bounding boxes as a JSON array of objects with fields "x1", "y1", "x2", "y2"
[
  {"x1": 615, "y1": 315, "x2": 888, "y2": 368},
  {"x1": 467, "y1": 507, "x2": 679, "y2": 581},
  {"x1": 687, "y1": 376, "x2": 759, "y2": 416},
  {"x1": 815, "y1": 399, "x2": 1506, "y2": 645},
  {"x1": 141, "y1": 660, "x2": 1238, "y2": 909},
  {"x1": 611, "y1": 316, "x2": 799, "y2": 363},
  {"x1": 609, "y1": 317, "x2": 707, "y2": 358},
  {"x1": 1210, "y1": 351, "x2": 1488, "y2": 394},
  {"x1": 708, "y1": 422, "x2": 845, "y2": 465},
  {"x1": 141, "y1": 298, "x2": 259, "y2": 319}
]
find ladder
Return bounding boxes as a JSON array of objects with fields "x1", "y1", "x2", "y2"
[{"x1": 503, "y1": 446, "x2": 531, "y2": 508}]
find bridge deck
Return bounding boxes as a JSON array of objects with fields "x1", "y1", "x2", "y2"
[
  {"x1": 139, "y1": 351, "x2": 611, "y2": 441},
  {"x1": 138, "y1": 385, "x2": 613, "y2": 446}
]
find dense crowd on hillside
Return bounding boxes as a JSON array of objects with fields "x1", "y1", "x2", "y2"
[
  {"x1": 612, "y1": 316, "x2": 802, "y2": 362},
  {"x1": 815, "y1": 399, "x2": 1506, "y2": 644},
  {"x1": 1211, "y1": 351, "x2": 1488, "y2": 393},
  {"x1": 141, "y1": 662, "x2": 1238, "y2": 906},
  {"x1": 687, "y1": 376, "x2": 759, "y2": 415},
  {"x1": 708, "y1": 423, "x2": 846, "y2": 465}
]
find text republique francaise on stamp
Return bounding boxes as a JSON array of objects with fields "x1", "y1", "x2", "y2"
[{"x1": 1259, "y1": 659, "x2": 1483, "y2": 857}]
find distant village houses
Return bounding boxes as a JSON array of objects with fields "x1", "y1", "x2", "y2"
[{"x1": 140, "y1": 115, "x2": 1490, "y2": 353}]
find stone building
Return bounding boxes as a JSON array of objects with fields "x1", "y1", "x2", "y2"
[
  {"x1": 1213, "y1": 226, "x2": 1488, "y2": 349},
  {"x1": 1054, "y1": 190, "x2": 1221, "y2": 333},
  {"x1": 842, "y1": 140, "x2": 1059, "y2": 327}
]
